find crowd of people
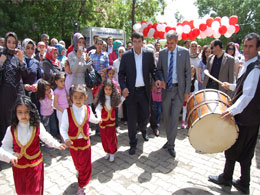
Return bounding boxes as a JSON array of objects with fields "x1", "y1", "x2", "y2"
[{"x1": 0, "y1": 30, "x2": 259, "y2": 195}]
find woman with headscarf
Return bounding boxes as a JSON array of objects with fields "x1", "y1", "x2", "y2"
[
  {"x1": 55, "y1": 43, "x2": 67, "y2": 69},
  {"x1": 21, "y1": 38, "x2": 43, "y2": 111},
  {"x1": 0, "y1": 32, "x2": 28, "y2": 143},
  {"x1": 109, "y1": 40, "x2": 122, "y2": 65},
  {"x1": 68, "y1": 32, "x2": 94, "y2": 105},
  {"x1": 42, "y1": 46, "x2": 61, "y2": 83}
]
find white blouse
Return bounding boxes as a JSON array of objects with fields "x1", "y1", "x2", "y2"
[
  {"x1": 60, "y1": 104, "x2": 101, "y2": 141},
  {"x1": 2, "y1": 122, "x2": 61, "y2": 154},
  {"x1": 0, "y1": 147, "x2": 17, "y2": 163}
]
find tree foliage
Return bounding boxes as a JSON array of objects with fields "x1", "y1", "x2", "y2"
[
  {"x1": 195, "y1": 0, "x2": 260, "y2": 45},
  {"x1": 0, "y1": 0, "x2": 165, "y2": 44}
]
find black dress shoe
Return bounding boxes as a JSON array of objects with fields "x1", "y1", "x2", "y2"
[
  {"x1": 142, "y1": 132, "x2": 149, "y2": 141},
  {"x1": 129, "y1": 146, "x2": 136, "y2": 155},
  {"x1": 168, "y1": 148, "x2": 176, "y2": 158},
  {"x1": 232, "y1": 179, "x2": 249, "y2": 194},
  {"x1": 162, "y1": 141, "x2": 168, "y2": 149},
  {"x1": 152, "y1": 128, "x2": 159, "y2": 137},
  {"x1": 208, "y1": 174, "x2": 231, "y2": 187}
]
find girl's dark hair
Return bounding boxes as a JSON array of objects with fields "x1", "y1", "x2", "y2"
[
  {"x1": 69, "y1": 84, "x2": 88, "y2": 104},
  {"x1": 11, "y1": 95, "x2": 41, "y2": 128},
  {"x1": 225, "y1": 42, "x2": 236, "y2": 57},
  {"x1": 94, "y1": 79, "x2": 121, "y2": 108},
  {"x1": 51, "y1": 72, "x2": 65, "y2": 88},
  {"x1": 202, "y1": 45, "x2": 210, "y2": 65},
  {"x1": 106, "y1": 66, "x2": 115, "y2": 74},
  {"x1": 37, "y1": 80, "x2": 51, "y2": 100},
  {"x1": 191, "y1": 65, "x2": 197, "y2": 80}
]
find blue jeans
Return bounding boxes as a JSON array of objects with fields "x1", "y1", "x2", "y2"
[
  {"x1": 41, "y1": 112, "x2": 58, "y2": 138},
  {"x1": 153, "y1": 101, "x2": 162, "y2": 125}
]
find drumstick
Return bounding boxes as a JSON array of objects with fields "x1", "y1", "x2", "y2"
[{"x1": 204, "y1": 69, "x2": 224, "y2": 85}]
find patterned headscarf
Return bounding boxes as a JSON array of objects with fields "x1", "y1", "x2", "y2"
[
  {"x1": 45, "y1": 46, "x2": 60, "y2": 67},
  {"x1": 113, "y1": 40, "x2": 123, "y2": 58},
  {"x1": 73, "y1": 32, "x2": 84, "y2": 52}
]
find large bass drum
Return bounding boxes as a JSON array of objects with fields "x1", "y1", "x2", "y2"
[{"x1": 186, "y1": 89, "x2": 238, "y2": 153}]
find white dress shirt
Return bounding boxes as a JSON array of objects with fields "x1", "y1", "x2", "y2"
[
  {"x1": 134, "y1": 49, "x2": 145, "y2": 87},
  {"x1": 2, "y1": 122, "x2": 61, "y2": 154},
  {"x1": 228, "y1": 56, "x2": 260, "y2": 116},
  {"x1": 60, "y1": 104, "x2": 101, "y2": 141},
  {"x1": 0, "y1": 147, "x2": 17, "y2": 163},
  {"x1": 168, "y1": 48, "x2": 178, "y2": 84}
]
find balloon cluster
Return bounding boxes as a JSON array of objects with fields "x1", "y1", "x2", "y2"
[{"x1": 133, "y1": 15, "x2": 239, "y2": 40}]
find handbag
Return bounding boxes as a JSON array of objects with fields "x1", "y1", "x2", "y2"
[{"x1": 85, "y1": 68, "x2": 102, "y2": 88}]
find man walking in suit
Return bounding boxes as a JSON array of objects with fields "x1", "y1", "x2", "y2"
[
  {"x1": 203, "y1": 39, "x2": 234, "y2": 97},
  {"x1": 119, "y1": 32, "x2": 161, "y2": 155},
  {"x1": 157, "y1": 31, "x2": 191, "y2": 158},
  {"x1": 208, "y1": 33, "x2": 260, "y2": 195}
]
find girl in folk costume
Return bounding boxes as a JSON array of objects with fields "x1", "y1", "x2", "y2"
[
  {"x1": 1, "y1": 96, "x2": 66, "y2": 195},
  {"x1": 94, "y1": 79, "x2": 125, "y2": 162},
  {"x1": 60, "y1": 85, "x2": 101, "y2": 195}
]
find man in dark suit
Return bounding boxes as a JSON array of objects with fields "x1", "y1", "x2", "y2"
[
  {"x1": 157, "y1": 31, "x2": 191, "y2": 158},
  {"x1": 202, "y1": 39, "x2": 234, "y2": 97},
  {"x1": 119, "y1": 32, "x2": 161, "y2": 155},
  {"x1": 208, "y1": 33, "x2": 260, "y2": 195}
]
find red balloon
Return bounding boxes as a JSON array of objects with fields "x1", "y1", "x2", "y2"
[
  {"x1": 152, "y1": 23, "x2": 158, "y2": 29},
  {"x1": 215, "y1": 17, "x2": 221, "y2": 24},
  {"x1": 153, "y1": 31, "x2": 159, "y2": 39},
  {"x1": 188, "y1": 32, "x2": 195, "y2": 41},
  {"x1": 199, "y1": 23, "x2": 207, "y2": 31},
  {"x1": 229, "y1": 15, "x2": 238, "y2": 25},
  {"x1": 206, "y1": 18, "x2": 214, "y2": 27},
  {"x1": 189, "y1": 20, "x2": 195, "y2": 29},
  {"x1": 192, "y1": 28, "x2": 200, "y2": 37},
  {"x1": 183, "y1": 20, "x2": 189, "y2": 25},
  {"x1": 218, "y1": 25, "x2": 227, "y2": 35},
  {"x1": 171, "y1": 27, "x2": 176, "y2": 31},
  {"x1": 235, "y1": 24, "x2": 240, "y2": 33},
  {"x1": 182, "y1": 33, "x2": 188, "y2": 40},
  {"x1": 165, "y1": 26, "x2": 172, "y2": 33},
  {"x1": 141, "y1": 20, "x2": 146, "y2": 24},
  {"x1": 143, "y1": 27, "x2": 149, "y2": 37},
  {"x1": 159, "y1": 32, "x2": 165, "y2": 39},
  {"x1": 177, "y1": 22, "x2": 183, "y2": 26}
]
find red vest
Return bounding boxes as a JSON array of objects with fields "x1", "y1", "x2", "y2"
[
  {"x1": 67, "y1": 105, "x2": 91, "y2": 150},
  {"x1": 11, "y1": 125, "x2": 43, "y2": 169},
  {"x1": 100, "y1": 106, "x2": 116, "y2": 129}
]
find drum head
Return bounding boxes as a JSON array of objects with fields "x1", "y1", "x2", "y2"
[{"x1": 188, "y1": 114, "x2": 238, "y2": 153}]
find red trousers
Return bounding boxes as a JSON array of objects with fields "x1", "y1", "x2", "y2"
[
  {"x1": 13, "y1": 161, "x2": 44, "y2": 195},
  {"x1": 100, "y1": 125, "x2": 118, "y2": 154},
  {"x1": 69, "y1": 138, "x2": 92, "y2": 187}
]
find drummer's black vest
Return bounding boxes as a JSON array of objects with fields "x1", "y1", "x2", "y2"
[{"x1": 231, "y1": 58, "x2": 260, "y2": 126}]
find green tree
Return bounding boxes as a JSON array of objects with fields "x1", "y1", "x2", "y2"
[{"x1": 195, "y1": 0, "x2": 260, "y2": 46}]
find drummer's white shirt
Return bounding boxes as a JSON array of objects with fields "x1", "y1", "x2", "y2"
[{"x1": 228, "y1": 56, "x2": 260, "y2": 116}]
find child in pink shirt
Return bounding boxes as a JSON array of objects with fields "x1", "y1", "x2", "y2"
[{"x1": 152, "y1": 84, "x2": 162, "y2": 127}]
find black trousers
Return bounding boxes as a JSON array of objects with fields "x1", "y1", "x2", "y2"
[
  {"x1": 127, "y1": 89, "x2": 149, "y2": 147},
  {"x1": 223, "y1": 124, "x2": 259, "y2": 186}
]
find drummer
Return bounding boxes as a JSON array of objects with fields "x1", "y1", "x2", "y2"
[{"x1": 208, "y1": 33, "x2": 260, "y2": 195}]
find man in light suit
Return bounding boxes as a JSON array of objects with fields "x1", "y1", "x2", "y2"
[
  {"x1": 157, "y1": 31, "x2": 191, "y2": 158},
  {"x1": 202, "y1": 39, "x2": 234, "y2": 97},
  {"x1": 119, "y1": 32, "x2": 161, "y2": 155}
]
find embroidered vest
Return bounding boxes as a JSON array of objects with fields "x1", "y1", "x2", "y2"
[
  {"x1": 11, "y1": 125, "x2": 43, "y2": 169},
  {"x1": 99, "y1": 106, "x2": 116, "y2": 129}
]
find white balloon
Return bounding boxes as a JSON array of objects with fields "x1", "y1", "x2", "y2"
[
  {"x1": 227, "y1": 25, "x2": 236, "y2": 34},
  {"x1": 205, "y1": 27, "x2": 213, "y2": 36},
  {"x1": 200, "y1": 31, "x2": 207, "y2": 39},
  {"x1": 224, "y1": 32, "x2": 232, "y2": 38},
  {"x1": 147, "y1": 21, "x2": 153, "y2": 25},
  {"x1": 147, "y1": 31, "x2": 154, "y2": 38},
  {"x1": 221, "y1": 16, "x2": 229, "y2": 26},
  {"x1": 149, "y1": 28, "x2": 155, "y2": 33},
  {"x1": 183, "y1": 24, "x2": 191, "y2": 33},
  {"x1": 133, "y1": 23, "x2": 141, "y2": 32},
  {"x1": 212, "y1": 21, "x2": 220, "y2": 32},
  {"x1": 176, "y1": 25, "x2": 183, "y2": 35},
  {"x1": 213, "y1": 31, "x2": 221, "y2": 38},
  {"x1": 157, "y1": 24, "x2": 163, "y2": 32},
  {"x1": 162, "y1": 24, "x2": 167, "y2": 32}
]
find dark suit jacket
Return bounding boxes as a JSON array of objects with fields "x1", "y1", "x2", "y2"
[
  {"x1": 118, "y1": 48, "x2": 160, "y2": 104},
  {"x1": 157, "y1": 46, "x2": 191, "y2": 102},
  {"x1": 202, "y1": 52, "x2": 234, "y2": 97}
]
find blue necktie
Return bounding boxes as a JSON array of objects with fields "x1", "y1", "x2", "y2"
[{"x1": 167, "y1": 51, "x2": 174, "y2": 89}]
